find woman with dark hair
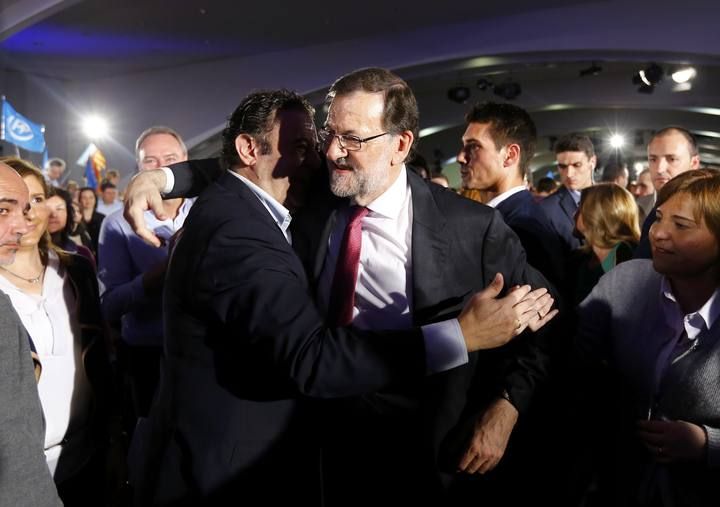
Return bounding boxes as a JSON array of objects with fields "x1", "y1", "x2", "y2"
[
  {"x1": 0, "y1": 157, "x2": 115, "y2": 505},
  {"x1": 47, "y1": 187, "x2": 95, "y2": 267},
  {"x1": 78, "y1": 186, "x2": 104, "y2": 256},
  {"x1": 576, "y1": 169, "x2": 720, "y2": 507}
]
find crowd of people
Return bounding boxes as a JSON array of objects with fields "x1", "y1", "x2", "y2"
[{"x1": 0, "y1": 66, "x2": 717, "y2": 507}]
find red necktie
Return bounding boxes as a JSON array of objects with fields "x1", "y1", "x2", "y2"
[{"x1": 328, "y1": 206, "x2": 369, "y2": 327}]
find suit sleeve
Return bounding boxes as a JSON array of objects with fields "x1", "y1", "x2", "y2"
[
  {"x1": 188, "y1": 218, "x2": 427, "y2": 398},
  {"x1": 481, "y1": 211, "x2": 557, "y2": 415},
  {"x1": 165, "y1": 158, "x2": 224, "y2": 199}
]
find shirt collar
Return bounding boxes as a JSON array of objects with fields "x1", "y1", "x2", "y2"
[
  {"x1": 229, "y1": 171, "x2": 292, "y2": 237},
  {"x1": 568, "y1": 188, "x2": 582, "y2": 205},
  {"x1": 364, "y1": 165, "x2": 408, "y2": 219},
  {"x1": 486, "y1": 185, "x2": 527, "y2": 208},
  {"x1": 660, "y1": 276, "x2": 720, "y2": 339}
]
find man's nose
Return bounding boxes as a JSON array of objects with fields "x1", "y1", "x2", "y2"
[{"x1": 325, "y1": 136, "x2": 347, "y2": 160}]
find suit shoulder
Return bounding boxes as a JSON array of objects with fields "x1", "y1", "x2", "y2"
[{"x1": 429, "y1": 184, "x2": 496, "y2": 218}]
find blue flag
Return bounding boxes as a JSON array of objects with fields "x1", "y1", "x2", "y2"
[{"x1": 1, "y1": 98, "x2": 46, "y2": 153}]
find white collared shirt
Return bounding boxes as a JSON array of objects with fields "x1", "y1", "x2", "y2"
[
  {"x1": 319, "y1": 167, "x2": 413, "y2": 330},
  {"x1": 229, "y1": 171, "x2": 293, "y2": 243},
  {"x1": 319, "y1": 166, "x2": 467, "y2": 372},
  {"x1": 660, "y1": 277, "x2": 720, "y2": 341},
  {"x1": 486, "y1": 185, "x2": 527, "y2": 209}
]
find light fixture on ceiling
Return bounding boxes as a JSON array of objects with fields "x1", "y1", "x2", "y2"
[
  {"x1": 476, "y1": 78, "x2": 493, "y2": 91},
  {"x1": 82, "y1": 115, "x2": 109, "y2": 139},
  {"x1": 632, "y1": 63, "x2": 663, "y2": 93},
  {"x1": 609, "y1": 134, "x2": 625, "y2": 149},
  {"x1": 447, "y1": 86, "x2": 471, "y2": 104},
  {"x1": 671, "y1": 67, "x2": 696, "y2": 83},
  {"x1": 493, "y1": 80, "x2": 521, "y2": 100},
  {"x1": 579, "y1": 62, "x2": 603, "y2": 77}
]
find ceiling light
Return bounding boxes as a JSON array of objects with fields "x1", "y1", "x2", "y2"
[
  {"x1": 632, "y1": 63, "x2": 663, "y2": 93},
  {"x1": 447, "y1": 86, "x2": 471, "y2": 104},
  {"x1": 82, "y1": 115, "x2": 109, "y2": 139},
  {"x1": 493, "y1": 81, "x2": 521, "y2": 100},
  {"x1": 579, "y1": 62, "x2": 603, "y2": 77},
  {"x1": 476, "y1": 78, "x2": 492, "y2": 91},
  {"x1": 609, "y1": 134, "x2": 625, "y2": 149},
  {"x1": 671, "y1": 67, "x2": 696, "y2": 83}
]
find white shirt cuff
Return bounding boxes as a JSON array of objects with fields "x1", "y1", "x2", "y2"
[
  {"x1": 160, "y1": 167, "x2": 175, "y2": 195},
  {"x1": 422, "y1": 319, "x2": 469, "y2": 374}
]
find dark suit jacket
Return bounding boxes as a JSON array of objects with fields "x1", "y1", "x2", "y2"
[
  {"x1": 136, "y1": 171, "x2": 427, "y2": 506},
  {"x1": 538, "y1": 184, "x2": 581, "y2": 252},
  {"x1": 293, "y1": 171, "x2": 554, "y2": 495},
  {"x1": 633, "y1": 206, "x2": 655, "y2": 259},
  {"x1": 496, "y1": 189, "x2": 566, "y2": 286}
]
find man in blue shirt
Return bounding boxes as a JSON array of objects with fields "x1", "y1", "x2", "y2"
[{"x1": 98, "y1": 126, "x2": 193, "y2": 419}]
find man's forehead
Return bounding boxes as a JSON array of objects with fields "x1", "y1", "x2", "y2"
[
  {"x1": 140, "y1": 133, "x2": 184, "y2": 152},
  {"x1": 648, "y1": 133, "x2": 691, "y2": 154},
  {"x1": 556, "y1": 151, "x2": 589, "y2": 161}
]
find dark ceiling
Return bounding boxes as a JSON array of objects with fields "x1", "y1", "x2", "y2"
[{"x1": 2, "y1": 0, "x2": 720, "y2": 183}]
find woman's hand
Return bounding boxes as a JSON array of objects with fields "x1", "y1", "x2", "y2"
[{"x1": 636, "y1": 419, "x2": 707, "y2": 464}]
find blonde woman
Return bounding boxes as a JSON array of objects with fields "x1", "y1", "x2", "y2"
[{"x1": 569, "y1": 183, "x2": 640, "y2": 305}]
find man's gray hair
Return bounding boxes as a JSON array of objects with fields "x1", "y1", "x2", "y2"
[{"x1": 134, "y1": 126, "x2": 187, "y2": 161}]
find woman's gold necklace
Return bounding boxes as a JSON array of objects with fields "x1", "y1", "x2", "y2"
[{"x1": 0, "y1": 265, "x2": 44, "y2": 284}]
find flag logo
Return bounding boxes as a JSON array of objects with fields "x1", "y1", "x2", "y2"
[{"x1": 6, "y1": 113, "x2": 34, "y2": 142}]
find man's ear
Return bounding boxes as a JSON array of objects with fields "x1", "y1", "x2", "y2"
[
  {"x1": 589, "y1": 155, "x2": 598, "y2": 171},
  {"x1": 392, "y1": 131, "x2": 415, "y2": 166},
  {"x1": 235, "y1": 134, "x2": 258, "y2": 166},
  {"x1": 504, "y1": 144, "x2": 521, "y2": 168}
]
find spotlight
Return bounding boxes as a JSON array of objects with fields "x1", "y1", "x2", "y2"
[
  {"x1": 579, "y1": 62, "x2": 603, "y2": 77},
  {"x1": 671, "y1": 67, "x2": 696, "y2": 83},
  {"x1": 493, "y1": 81, "x2": 522, "y2": 100},
  {"x1": 447, "y1": 86, "x2": 471, "y2": 104},
  {"x1": 476, "y1": 78, "x2": 493, "y2": 91},
  {"x1": 82, "y1": 115, "x2": 109, "y2": 139},
  {"x1": 609, "y1": 134, "x2": 625, "y2": 149},
  {"x1": 632, "y1": 63, "x2": 663, "y2": 94}
]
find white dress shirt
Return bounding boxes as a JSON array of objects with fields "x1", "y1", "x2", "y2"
[{"x1": 318, "y1": 166, "x2": 467, "y2": 372}]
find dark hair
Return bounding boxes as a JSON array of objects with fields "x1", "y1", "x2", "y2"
[
  {"x1": 465, "y1": 101, "x2": 537, "y2": 176},
  {"x1": 536, "y1": 177, "x2": 559, "y2": 194},
  {"x1": 601, "y1": 161, "x2": 628, "y2": 183},
  {"x1": 650, "y1": 126, "x2": 698, "y2": 157},
  {"x1": 221, "y1": 89, "x2": 315, "y2": 170},
  {"x1": 656, "y1": 168, "x2": 720, "y2": 244},
  {"x1": 48, "y1": 187, "x2": 74, "y2": 246},
  {"x1": 100, "y1": 181, "x2": 117, "y2": 192},
  {"x1": 79, "y1": 187, "x2": 98, "y2": 212},
  {"x1": 554, "y1": 133, "x2": 595, "y2": 159},
  {"x1": 326, "y1": 68, "x2": 419, "y2": 153}
]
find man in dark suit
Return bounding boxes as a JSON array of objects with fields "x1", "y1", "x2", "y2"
[
  {"x1": 539, "y1": 133, "x2": 597, "y2": 253},
  {"x1": 457, "y1": 101, "x2": 564, "y2": 286},
  {"x1": 290, "y1": 69, "x2": 556, "y2": 505},
  {"x1": 128, "y1": 89, "x2": 555, "y2": 506},
  {"x1": 634, "y1": 126, "x2": 700, "y2": 258}
]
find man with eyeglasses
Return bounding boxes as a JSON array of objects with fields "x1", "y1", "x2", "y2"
[{"x1": 124, "y1": 69, "x2": 557, "y2": 505}]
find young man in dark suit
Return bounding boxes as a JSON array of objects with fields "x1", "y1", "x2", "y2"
[
  {"x1": 539, "y1": 133, "x2": 597, "y2": 253},
  {"x1": 126, "y1": 89, "x2": 555, "y2": 506}
]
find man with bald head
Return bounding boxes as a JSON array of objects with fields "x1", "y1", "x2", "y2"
[
  {"x1": 635, "y1": 126, "x2": 700, "y2": 258},
  {"x1": 0, "y1": 162, "x2": 62, "y2": 505}
]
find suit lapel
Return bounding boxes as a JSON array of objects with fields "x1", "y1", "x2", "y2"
[
  {"x1": 558, "y1": 186, "x2": 578, "y2": 223},
  {"x1": 408, "y1": 173, "x2": 449, "y2": 324}
]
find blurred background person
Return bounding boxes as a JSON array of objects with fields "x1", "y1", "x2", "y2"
[
  {"x1": 44, "y1": 157, "x2": 66, "y2": 188},
  {"x1": 47, "y1": 187, "x2": 95, "y2": 266},
  {"x1": 95, "y1": 181, "x2": 122, "y2": 216},
  {"x1": 568, "y1": 183, "x2": 640, "y2": 306},
  {"x1": 601, "y1": 160, "x2": 630, "y2": 188},
  {"x1": 78, "y1": 186, "x2": 104, "y2": 256}
]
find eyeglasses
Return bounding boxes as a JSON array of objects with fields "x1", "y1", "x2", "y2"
[{"x1": 319, "y1": 129, "x2": 388, "y2": 151}]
